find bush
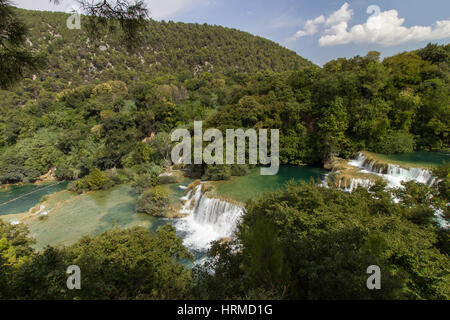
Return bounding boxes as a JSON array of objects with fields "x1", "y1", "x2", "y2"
[
  {"x1": 136, "y1": 187, "x2": 170, "y2": 217},
  {"x1": 157, "y1": 174, "x2": 179, "y2": 185},
  {"x1": 105, "y1": 168, "x2": 122, "y2": 185},
  {"x1": 202, "y1": 165, "x2": 231, "y2": 181},
  {"x1": 67, "y1": 181, "x2": 78, "y2": 193},
  {"x1": 86, "y1": 168, "x2": 109, "y2": 190},
  {"x1": 0, "y1": 165, "x2": 27, "y2": 183},
  {"x1": 132, "y1": 174, "x2": 158, "y2": 194},
  {"x1": 230, "y1": 164, "x2": 249, "y2": 176},
  {"x1": 68, "y1": 168, "x2": 109, "y2": 193},
  {"x1": 118, "y1": 168, "x2": 136, "y2": 181},
  {"x1": 133, "y1": 163, "x2": 163, "y2": 176},
  {"x1": 54, "y1": 163, "x2": 76, "y2": 180}
]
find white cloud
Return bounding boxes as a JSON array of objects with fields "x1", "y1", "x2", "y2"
[
  {"x1": 287, "y1": 2, "x2": 450, "y2": 47},
  {"x1": 320, "y1": 7, "x2": 450, "y2": 46},
  {"x1": 325, "y1": 2, "x2": 352, "y2": 26},
  {"x1": 286, "y1": 15, "x2": 325, "y2": 41}
]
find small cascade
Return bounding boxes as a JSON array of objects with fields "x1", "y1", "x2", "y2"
[
  {"x1": 349, "y1": 152, "x2": 436, "y2": 188},
  {"x1": 342, "y1": 178, "x2": 375, "y2": 192},
  {"x1": 175, "y1": 185, "x2": 244, "y2": 252},
  {"x1": 347, "y1": 152, "x2": 447, "y2": 228}
]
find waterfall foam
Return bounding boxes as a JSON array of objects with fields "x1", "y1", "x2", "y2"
[
  {"x1": 174, "y1": 185, "x2": 244, "y2": 252},
  {"x1": 348, "y1": 152, "x2": 435, "y2": 188},
  {"x1": 347, "y1": 153, "x2": 447, "y2": 228},
  {"x1": 340, "y1": 178, "x2": 375, "y2": 192}
]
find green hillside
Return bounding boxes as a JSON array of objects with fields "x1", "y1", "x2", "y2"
[{"x1": 1, "y1": 8, "x2": 311, "y2": 106}]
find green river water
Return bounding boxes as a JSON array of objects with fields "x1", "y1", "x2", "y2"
[
  {"x1": 212, "y1": 166, "x2": 326, "y2": 203},
  {"x1": 0, "y1": 182, "x2": 69, "y2": 215}
]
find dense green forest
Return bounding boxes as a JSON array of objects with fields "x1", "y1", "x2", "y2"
[
  {"x1": 0, "y1": 8, "x2": 310, "y2": 106},
  {"x1": 0, "y1": 8, "x2": 449, "y2": 300},
  {"x1": 0, "y1": 38, "x2": 448, "y2": 183}
]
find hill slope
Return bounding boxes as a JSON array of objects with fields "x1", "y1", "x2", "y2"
[{"x1": 3, "y1": 8, "x2": 311, "y2": 101}]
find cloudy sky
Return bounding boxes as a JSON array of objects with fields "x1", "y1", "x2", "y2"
[{"x1": 12, "y1": 0, "x2": 450, "y2": 65}]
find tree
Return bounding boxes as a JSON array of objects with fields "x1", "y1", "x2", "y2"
[
  {"x1": 86, "y1": 167, "x2": 109, "y2": 190},
  {"x1": 69, "y1": 168, "x2": 109, "y2": 192},
  {"x1": 202, "y1": 165, "x2": 231, "y2": 181},
  {"x1": 198, "y1": 182, "x2": 450, "y2": 300},
  {"x1": 0, "y1": 0, "x2": 39, "y2": 88},
  {"x1": 151, "y1": 132, "x2": 172, "y2": 164},
  {"x1": 418, "y1": 43, "x2": 450, "y2": 64},
  {"x1": 240, "y1": 216, "x2": 289, "y2": 295},
  {"x1": 0, "y1": 220, "x2": 35, "y2": 299},
  {"x1": 61, "y1": 225, "x2": 192, "y2": 299},
  {"x1": 317, "y1": 97, "x2": 349, "y2": 159},
  {"x1": 52, "y1": 0, "x2": 149, "y2": 48},
  {"x1": 7, "y1": 224, "x2": 193, "y2": 299}
]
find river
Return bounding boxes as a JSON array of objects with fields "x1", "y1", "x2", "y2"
[{"x1": 0, "y1": 153, "x2": 446, "y2": 259}]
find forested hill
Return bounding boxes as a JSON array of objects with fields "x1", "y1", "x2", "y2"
[
  {"x1": 5, "y1": 8, "x2": 311, "y2": 98},
  {"x1": 0, "y1": 7, "x2": 448, "y2": 185}
]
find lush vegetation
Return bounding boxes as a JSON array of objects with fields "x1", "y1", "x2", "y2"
[
  {"x1": 192, "y1": 166, "x2": 450, "y2": 300},
  {"x1": 0, "y1": 18, "x2": 448, "y2": 184},
  {"x1": 0, "y1": 8, "x2": 309, "y2": 103},
  {"x1": 1, "y1": 163, "x2": 448, "y2": 299},
  {"x1": 0, "y1": 8, "x2": 448, "y2": 300},
  {"x1": 0, "y1": 222, "x2": 192, "y2": 299},
  {"x1": 136, "y1": 186, "x2": 170, "y2": 217},
  {"x1": 0, "y1": 1, "x2": 40, "y2": 89}
]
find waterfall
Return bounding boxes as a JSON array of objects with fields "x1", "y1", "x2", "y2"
[
  {"x1": 342, "y1": 178, "x2": 375, "y2": 192},
  {"x1": 348, "y1": 152, "x2": 436, "y2": 188},
  {"x1": 347, "y1": 153, "x2": 447, "y2": 228},
  {"x1": 174, "y1": 184, "x2": 244, "y2": 252}
]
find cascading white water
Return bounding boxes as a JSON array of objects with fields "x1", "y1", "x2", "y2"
[
  {"x1": 341, "y1": 178, "x2": 375, "y2": 192},
  {"x1": 347, "y1": 153, "x2": 447, "y2": 228},
  {"x1": 348, "y1": 152, "x2": 435, "y2": 188},
  {"x1": 174, "y1": 185, "x2": 244, "y2": 252}
]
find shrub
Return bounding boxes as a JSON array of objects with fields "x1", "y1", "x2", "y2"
[
  {"x1": 105, "y1": 168, "x2": 122, "y2": 185},
  {"x1": 133, "y1": 163, "x2": 163, "y2": 176},
  {"x1": 67, "y1": 181, "x2": 79, "y2": 193},
  {"x1": 54, "y1": 163, "x2": 76, "y2": 180},
  {"x1": 132, "y1": 174, "x2": 158, "y2": 194},
  {"x1": 68, "y1": 168, "x2": 109, "y2": 193},
  {"x1": 136, "y1": 187, "x2": 170, "y2": 217},
  {"x1": 230, "y1": 164, "x2": 249, "y2": 176},
  {"x1": 202, "y1": 165, "x2": 231, "y2": 181},
  {"x1": 86, "y1": 168, "x2": 109, "y2": 190},
  {"x1": 118, "y1": 168, "x2": 136, "y2": 181},
  {"x1": 157, "y1": 175, "x2": 179, "y2": 185}
]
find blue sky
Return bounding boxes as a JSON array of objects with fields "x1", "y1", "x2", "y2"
[{"x1": 14, "y1": 0, "x2": 450, "y2": 65}]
